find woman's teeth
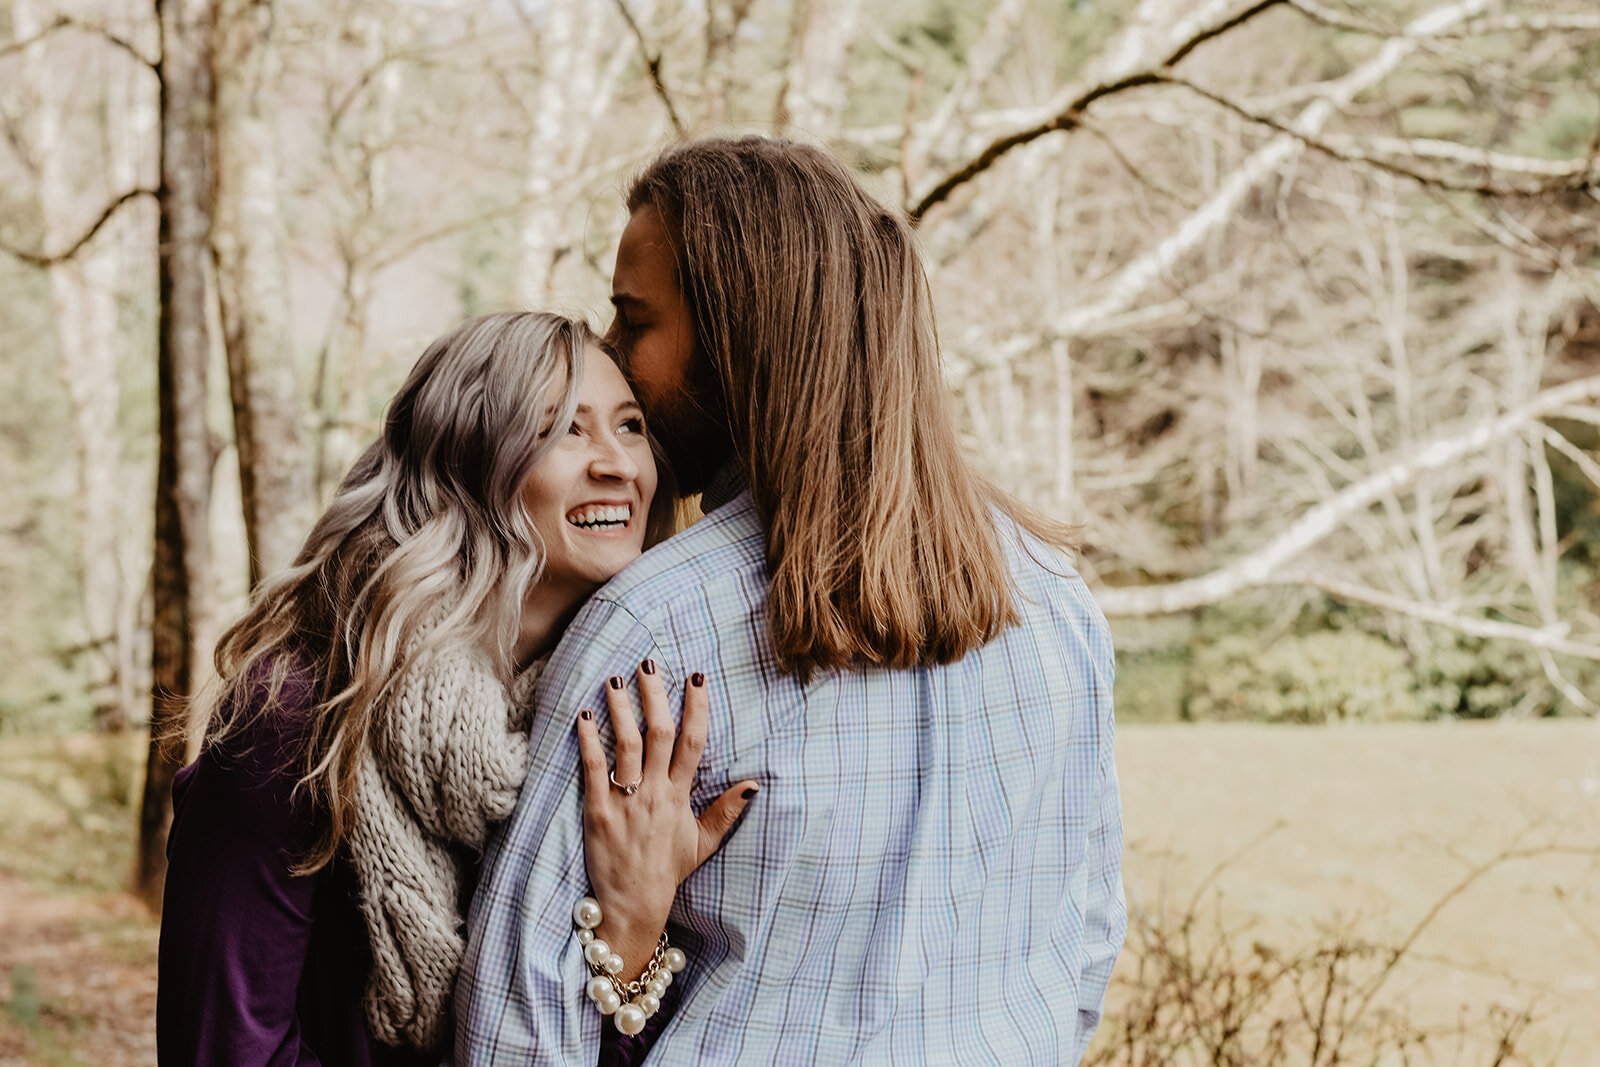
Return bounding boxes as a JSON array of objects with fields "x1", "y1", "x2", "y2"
[{"x1": 566, "y1": 504, "x2": 632, "y2": 530}]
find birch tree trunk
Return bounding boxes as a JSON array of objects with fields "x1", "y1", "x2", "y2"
[
  {"x1": 514, "y1": 3, "x2": 637, "y2": 304},
  {"x1": 13, "y1": 0, "x2": 139, "y2": 730},
  {"x1": 514, "y1": 1, "x2": 597, "y2": 304},
  {"x1": 777, "y1": 0, "x2": 859, "y2": 139},
  {"x1": 701, "y1": 0, "x2": 753, "y2": 128},
  {"x1": 314, "y1": 11, "x2": 401, "y2": 497},
  {"x1": 138, "y1": 0, "x2": 216, "y2": 912},
  {"x1": 212, "y1": 0, "x2": 312, "y2": 585}
]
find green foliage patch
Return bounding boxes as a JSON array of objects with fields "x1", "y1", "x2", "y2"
[
  {"x1": 1115, "y1": 583, "x2": 1600, "y2": 724},
  {"x1": 1186, "y1": 629, "x2": 1420, "y2": 723}
]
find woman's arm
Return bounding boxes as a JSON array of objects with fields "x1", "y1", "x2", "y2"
[{"x1": 157, "y1": 694, "x2": 326, "y2": 1067}]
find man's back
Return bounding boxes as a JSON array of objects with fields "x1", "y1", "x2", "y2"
[{"x1": 457, "y1": 487, "x2": 1125, "y2": 1065}]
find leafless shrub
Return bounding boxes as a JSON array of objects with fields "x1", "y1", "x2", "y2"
[{"x1": 1086, "y1": 836, "x2": 1590, "y2": 1066}]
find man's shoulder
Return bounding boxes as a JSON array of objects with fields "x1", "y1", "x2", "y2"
[
  {"x1": 588, "y1": 493, "x2": 768, "y2": 624},
  {"x1": 998, "y1": 517, "x2": 1114, "y2": 652}
]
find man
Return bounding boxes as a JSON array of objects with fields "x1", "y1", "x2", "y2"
[{"x1": 457, "y1": 135, "x2": 1125, "y2": 1065}]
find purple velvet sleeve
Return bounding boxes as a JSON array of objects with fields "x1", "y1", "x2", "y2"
[{"x1": 157, "y1": 675, "x2": 327, "y2": 1067}]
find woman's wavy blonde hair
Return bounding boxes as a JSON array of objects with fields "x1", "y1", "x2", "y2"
[
  {"x1": 628, "y1": 135, "x2": 1080, "y2": 682},
  {"x1": 195, "y1": 311, "x2": 673, "y2": 873}
]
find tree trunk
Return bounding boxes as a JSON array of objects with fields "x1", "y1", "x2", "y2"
[
  {"x1": 514, "y1": 3, "x2": 636, "y2": 304},
  {"x1": 12, "y1": 0, "x2": 139, "y2": 730},
  {"x1": 313, "y1": 13, "x2": 396, "y2": 497},
  {"x1": 212, "y1": 0, "x2": 311, "y2": 586},
  {"x1": 776, "y1": 0, "x2": 858, "y2": 139},
  {"x1": 138, "y1": 0, "x2": 216, "y2": 913}
]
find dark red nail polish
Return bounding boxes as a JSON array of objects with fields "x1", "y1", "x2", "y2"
[
  {"x1": 609, "y1": 676, "x2": 624, "y2": 690},
  {"x1": 641, "y1": 659, "x2": 656, "y2": 675},
  {"x1": 579, "y1": 709, "x2": 593, "y2": 721},
  {"x1": 741, "y1": 786, "x2": 759, "y2": 799},
  {"x1": 690, "y1": 672, "x2": 705, "y2": 687}
]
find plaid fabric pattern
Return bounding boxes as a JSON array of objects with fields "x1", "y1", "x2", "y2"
[{"x1": 455, "y1": 484, "x2": 1125, "y2": 1066}]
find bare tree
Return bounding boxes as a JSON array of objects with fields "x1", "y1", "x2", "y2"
[
  {"x1": 776, "y1": 0, "x2": 860, "y2": 140},
  {"x1": 7, "y1": 0, "x2": 154, "y2": 730},
  {"x1": 840, "y1": 0, "x2": 1600, "y2": 688},
  {"x1": 212, "y1": 0, "x2": 314, "y2": 585},
  {"x1": 139, "y1": 0, "x2": 216, "y2": 911},
  {"x1": 516, "y1": 2, "x2": 642, "y2": 303}
]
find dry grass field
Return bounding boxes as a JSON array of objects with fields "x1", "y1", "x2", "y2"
[
  {"x1": 2, "y1": 723, "x2": 1598, "y2": 1064},
  {"x1": 1101, "y1": 720, "x2": 1600, "y2": 1065}
]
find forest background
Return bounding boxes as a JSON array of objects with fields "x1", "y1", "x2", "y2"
[{"x1": 0, "y1": 0, "x2": 1598, "y2": 1063}]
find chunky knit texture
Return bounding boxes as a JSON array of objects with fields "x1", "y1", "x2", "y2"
[{"x1": 346, "y1": 643, "x2": 543, "y2": 1053}]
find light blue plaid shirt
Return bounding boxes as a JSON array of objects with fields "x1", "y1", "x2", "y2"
[{"x1": 456, "y1": 472, "x2": 1125, "y2": 1065}]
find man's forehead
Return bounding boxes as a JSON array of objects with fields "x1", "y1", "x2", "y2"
[{"x1": 615, "y1": 208, "x2": 675, "y2": 277}]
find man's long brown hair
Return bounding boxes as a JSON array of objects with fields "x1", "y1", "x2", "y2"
[{"x1": 628, "y1": 135, "x2": 1080, "y2": 682}]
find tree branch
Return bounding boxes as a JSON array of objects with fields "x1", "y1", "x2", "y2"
[
  {"x1": 907, "y1": 0, "x2": 1287, "y2": 222},
  {"x1": 0, "y1": 13, "x2": 158, "y2": 68},
  {"x1": 938, "y1": 0, "x2": 1499, "y2": 386},
  {"x1": 0, "y1": 14, "x2": 68, "y2": 59},
  {"x1": 1427, "y1": 12, "x2": 1600, "y2": 36},
  {"x1": 1287, "y1": 2, "x2": 1600, "y2": 39},
  {"x1": 1324, "y1": 134, "x2": 1600, "y2": 179},
  {"x1": 1093, "y1": 373, "x2": 1600, "y2": 616},
  {"x1": 0, "y1": 187, "x2": 155, "y2": 268},
  {"x1": 1163, "y1": 75, "x2": 1600, "y2": 196},
  {"x1": 612, "y1": 0, "x2": 685, "y2": 138},
  {"x1": 1276, "y1": 575, "x2": 1600, "y2": 660},
  {"x1": 1284, "y1": 0, "x2": 1391, "y2": 36}
]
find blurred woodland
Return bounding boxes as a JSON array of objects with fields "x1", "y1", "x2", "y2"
[{"x1": 1, "y1": 0, "x2": 1598, "y2": 907}]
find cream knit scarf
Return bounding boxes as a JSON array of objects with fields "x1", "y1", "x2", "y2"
[{"x1": 345, "y1": 641, "x2": 544, "y2": 1053}]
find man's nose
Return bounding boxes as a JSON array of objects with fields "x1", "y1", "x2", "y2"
[{"x1": 602, "y1": 320, "x2": 626, "y2": 356}]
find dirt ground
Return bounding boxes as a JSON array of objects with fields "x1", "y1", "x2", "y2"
[
  {"x1": 0, "y1": 874, "x2": 157, "y2": 1067},
  {"x1": 1, "y1": 721, "x2": 1596, "y2": 1064}
]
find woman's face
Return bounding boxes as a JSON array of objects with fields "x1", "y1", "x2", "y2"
[{"x1": 523, "y1": 345, "x2": 658, "y2": 600}]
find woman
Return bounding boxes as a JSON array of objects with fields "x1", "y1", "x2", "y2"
[{"x1": 156, "y1": 311, "x2": 754, "y2": 1065}]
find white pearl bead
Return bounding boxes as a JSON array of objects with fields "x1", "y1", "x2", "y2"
[
  {"x1": 577, "y1": 928, "x2": 595, "y2": 945},
  {"x1": 586, "y1": 976, "x2": 613, "y2": 1003},
  {"x1": 584, "y1": 939, "x2": 611, "y2": 967},
  {"x1": 646, "y1": 977, "x2": 666, "y2": 997},
  {"x1": 638, "y1": 993, "x2": 661, "y2": 1016},
  {"x1": 657, "y1": 967, "x2": 673, "y2": 988},
  {"x1": 595, "y1": 987, "x2": 621, "y2": 1015},
  {"x1": 573, "y1": 896, "x2": 603, "y2": 930},
  {"x1": 663, "y1": 947, "x2": 687, "y2": 973},
  {"x1": 603, "y1": 953, "x2": 625, "y2": 975},
  {"x1": 614, "y1": 1003, "x2": 647, "y2": 1036}
]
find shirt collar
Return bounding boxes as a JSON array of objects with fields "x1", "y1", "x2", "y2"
[{"x1": 699, "y1": 459, "x2": 748, "y2": 514}]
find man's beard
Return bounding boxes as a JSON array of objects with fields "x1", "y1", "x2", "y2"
[{"x1": 643, "y1": 359, "x2": 733, "y2": 498}]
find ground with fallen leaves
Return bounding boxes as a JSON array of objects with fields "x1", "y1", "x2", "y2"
[{"x1": 0, "y1": 875, "x2": 157, "y2": 1067}]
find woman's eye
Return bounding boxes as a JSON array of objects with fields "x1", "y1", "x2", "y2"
[{"x1": 619, "y1": 417, "x2": 645, "y2": 435}]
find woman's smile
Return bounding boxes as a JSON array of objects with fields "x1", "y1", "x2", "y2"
[
  {"x1": 522, "y1": 344, "x2": 659, "y2": 600},
  {"x1": 565, "y1": 499, "x2": 636, "y2": 533}
]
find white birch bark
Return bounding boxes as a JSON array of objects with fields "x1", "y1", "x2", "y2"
[
  {"x1": 318, "y1": 10, "x2": 406, "y2": 497},
  {"x1": 1095, "y1": 375, "x2": 1600, "y2": 616},
  {"x1": 212, "y1": 0, "x2": 314, "y2": 584},
  {"x1": 779, "y1": 0, "x2": 860, "y2": 140},
  {"x1": 514, "y1": 3, "x2": 639, "y2": 304},
  {"x1": 13, "y1": 0, "x2": 139, "y2": 728},
  {"x1": 941, "y1": 0, "x2": 1497, "y2": 386}
]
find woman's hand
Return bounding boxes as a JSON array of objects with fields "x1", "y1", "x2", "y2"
[{"x1": 576, "y1": 661, "x2": 758, "y2": 979}]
